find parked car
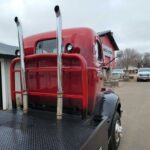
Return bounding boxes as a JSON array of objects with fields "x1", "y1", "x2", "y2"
[
  {"x1": 137, "y1": 68, "x2": 150, "y2": 81},
  {"x1": 112, "y1": 69, "x2": 125, "y2": 79}
]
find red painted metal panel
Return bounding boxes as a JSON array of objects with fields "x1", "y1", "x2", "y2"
[{"x1": 24, "y1": 28, "x2": 96, "y2": 67}]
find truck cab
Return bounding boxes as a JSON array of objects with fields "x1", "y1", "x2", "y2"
[
  {"x1": 9, "y1": 6, "x2": 122, "y2": 150},
  {"x1": 11, "y1": 27, "x2": 105, "y2": 117}
]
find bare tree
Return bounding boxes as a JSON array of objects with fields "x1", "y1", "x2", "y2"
[
  {"x1": 142, "y1": 52, "x2": 150, "y2": 67},
  {"x1": 116, "y1": 48, "x2": 142, "y2": 73}
]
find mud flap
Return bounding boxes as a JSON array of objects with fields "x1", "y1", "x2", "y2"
[{"x1": 80, "y1": 117, "x2": 109, "y2": 150}]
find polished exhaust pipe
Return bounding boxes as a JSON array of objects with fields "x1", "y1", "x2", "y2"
[
  {"x1": 54, "y1": 5, "x2": 63, "y2": 120},
  {"x1": 14, "y1": 17, "x2": 28, "y2": 113}
]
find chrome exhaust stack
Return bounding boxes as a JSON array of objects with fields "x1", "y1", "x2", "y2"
[
  {"x1": 54, "y1": 6, "x2": 63, "y2": 120},
  {"x1": 14, "y1": 17, "x2": 28, "y2": 113}
]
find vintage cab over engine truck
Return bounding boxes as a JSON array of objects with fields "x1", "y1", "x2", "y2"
[{"x1": 0, "y1": 6, "x2": 122, "y2": 150}]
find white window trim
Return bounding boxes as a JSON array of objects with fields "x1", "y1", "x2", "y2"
[{"x1": 0, "y1": 58, "x2": 8, "y2": 110}]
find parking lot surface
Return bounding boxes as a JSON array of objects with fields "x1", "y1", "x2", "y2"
[{"x1": 114, "y1": 81, "x2": 150, "y2": 150}]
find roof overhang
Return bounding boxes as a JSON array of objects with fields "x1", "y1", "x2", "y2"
[
  {"x1": 0, "y1": 54, "x2": 16, "y2": 59},
  {"x1": 98, "y1": 30, "x2": 119, "y2": 51}
]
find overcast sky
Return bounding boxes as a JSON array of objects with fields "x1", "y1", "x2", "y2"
[{"x1": 0, "y1": 0, "x2": 150, "y2": 53}]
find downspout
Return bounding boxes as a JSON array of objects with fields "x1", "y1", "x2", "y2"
[
  {"x1": 14, "y1": 17, "x2": 28, "y2": 113},
  {"x1": 54, "y1": 6, "x2": 63, "y2": 120}
]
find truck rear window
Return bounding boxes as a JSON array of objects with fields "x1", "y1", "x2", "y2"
[{"x1": 36, "y1": 39, "x2": 61, "y2": 53}]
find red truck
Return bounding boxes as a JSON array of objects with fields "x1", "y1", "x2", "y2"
[{"x1": 0, "y1": 6, "x2": 122, "y2": 150}]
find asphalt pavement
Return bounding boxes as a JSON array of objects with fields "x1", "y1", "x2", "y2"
[{"x1": 114, "y1": 81, "x2": 150, "y2": 150}]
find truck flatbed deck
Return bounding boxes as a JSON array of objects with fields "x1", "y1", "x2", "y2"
[{"x1": 0, "y1": 109, "x2": 108, "y2": 150}]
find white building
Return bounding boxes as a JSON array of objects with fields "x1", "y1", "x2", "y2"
[{"x1": 0, "y1": 43, "x2": 17, "y2": 110}]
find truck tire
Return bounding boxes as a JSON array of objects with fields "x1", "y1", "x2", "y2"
[{"x1": 109, "y1": 112, "x2": 122, "y2": 150}]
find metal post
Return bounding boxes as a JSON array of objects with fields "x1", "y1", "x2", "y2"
[
  {"x1": 54, "y1": 5, "x2": 63, "y2": 120},
  {"x1": 14, "y1": 17, "x2": 28, "y2": 113}
]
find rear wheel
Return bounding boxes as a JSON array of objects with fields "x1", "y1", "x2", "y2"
[{"x1": 109, "y1": 112, "x2": 122, "y2": 150}]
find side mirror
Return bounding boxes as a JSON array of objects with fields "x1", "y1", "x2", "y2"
[
  {"x1": 102, "y1": 50, "x2": 123, "y2": 68},
  {"x1": 15, "y1": 49, "x2": 20, "y2": 56},
  {"x1": 117, "y1": 51, "x2": 123, "y2": 58}
]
